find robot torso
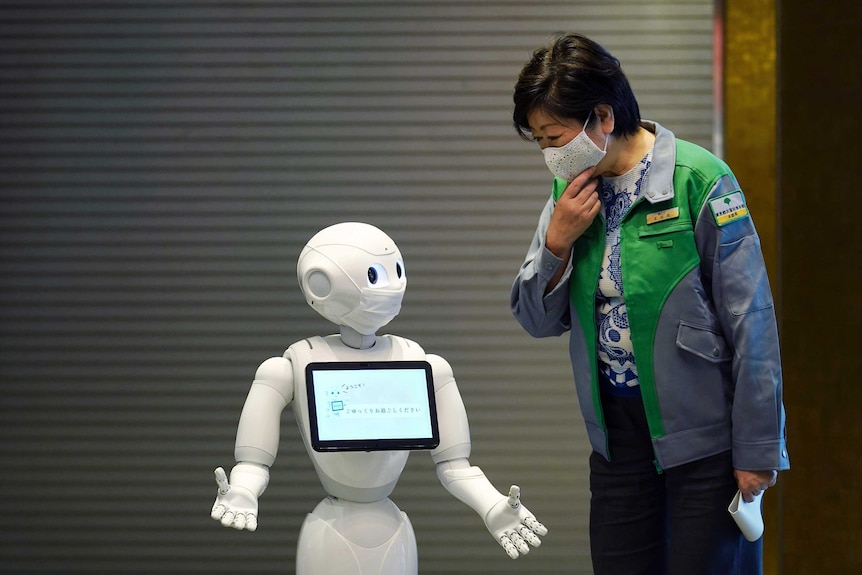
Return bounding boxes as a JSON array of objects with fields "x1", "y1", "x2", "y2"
[{"x1": 286, "y1": 334, "x2": 427, "y2": 503}]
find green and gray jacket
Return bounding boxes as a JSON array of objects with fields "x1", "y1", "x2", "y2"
[{"x1": 511, "y1": 121, "x2": 789, "y2": 472}]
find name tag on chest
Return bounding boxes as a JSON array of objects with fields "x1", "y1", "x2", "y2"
[{"x1": 646, "y1": 207, "x2": 680, "y2": 225}]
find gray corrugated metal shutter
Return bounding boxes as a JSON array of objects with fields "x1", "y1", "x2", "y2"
[{"x1": 0, "y1": 1, "x2": 714, "y2": 573}]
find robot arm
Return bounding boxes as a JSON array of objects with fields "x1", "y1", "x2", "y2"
[
  {"x1": 436, "y1": 459, "x2": 548, "y2": 559},
  {"x1": 210, "y1": 356, "x2": 294, "y2": 531},
  {"x1": 427, "y1": 354, "x2": 548, "y2": 559}
]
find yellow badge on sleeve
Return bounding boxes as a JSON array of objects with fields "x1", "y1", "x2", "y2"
[
  {"x1": 709, "y1": 191, "x2": 749, "y2": 226},
  {"x1": 646, "y1": 207, "x2": 680, "y2": 225}
]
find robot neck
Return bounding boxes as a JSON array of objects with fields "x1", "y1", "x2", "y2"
[{"x1": 339, "y1": 325, "x2": 377, "y2": 350}]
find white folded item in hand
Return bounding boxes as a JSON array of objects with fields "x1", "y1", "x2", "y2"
[{"x1": 728, "y1": 490, "x2": 764, "y2": 542}]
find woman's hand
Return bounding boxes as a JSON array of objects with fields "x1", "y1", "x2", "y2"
[
  {"x1": 541, "y1": 167, "x2": 601, "y2": 294},
  {"x1": 545, "y1": 167, "x2": 601, "y2": 258},
  {"x1": 734, "y1": 469, "x2": 778, "y2": 503}
]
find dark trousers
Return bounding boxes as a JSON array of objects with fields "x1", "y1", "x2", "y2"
[{"x1": 589, "y1": 387, "x2": 762, "y2": 575}]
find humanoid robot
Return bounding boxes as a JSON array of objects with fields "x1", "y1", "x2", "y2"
[{"x1": 210, "y1": 222, "x2": 547, "y2": 574}]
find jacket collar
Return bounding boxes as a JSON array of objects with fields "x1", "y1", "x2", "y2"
[{"x1": 639, "y1": 120, "x2": 675, "y2": 204}]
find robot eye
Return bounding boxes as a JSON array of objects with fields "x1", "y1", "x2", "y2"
[
  {"x1": 367, "y1": 263, "x2": 389, "y2": 287},
  {"x1": 396, "y1": 259, "x2": 404, "y2": 279}
]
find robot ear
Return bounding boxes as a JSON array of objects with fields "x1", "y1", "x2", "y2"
[{"x1": 303, "y1": 269, "x2": 332, "y2": 299}]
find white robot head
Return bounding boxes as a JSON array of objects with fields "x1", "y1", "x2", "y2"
[{"x1": 297, "y1": 222, "x2": 406, "y2": 335}]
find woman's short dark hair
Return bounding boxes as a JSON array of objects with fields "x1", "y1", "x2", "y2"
[{"x1": 513, "y1": 33, "x2": 641, "y2": 140}]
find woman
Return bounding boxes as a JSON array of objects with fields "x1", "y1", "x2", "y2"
[{"x1": 510, "y1": 33, "x2": 789, "y2": 574}]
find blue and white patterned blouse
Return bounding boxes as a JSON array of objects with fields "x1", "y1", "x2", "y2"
[{"x1": 596, "y1": 148, "x2": 653, "y2": 392}]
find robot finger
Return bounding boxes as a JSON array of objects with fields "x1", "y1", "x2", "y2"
[
  {"x1": 509, "y1": 530, "x2": 530, "y2": 555},
  {"x1": 518, "y1": 524, "x2": 542, "y2": 547},
  {"x1": 245, "y1": 513, "x2": 258, "y2": 532},
  {"x1": 232, "y1": 513, "x2": 247, "y2": 531},
  {"x1": 525, "y1": 516, "x2": 548, "y2": 536},
  {"x1": 210, "y1": 503, "x2": 226, "y2": 521},
  {"x1": 499, "y1": 535, "x2": 520, "y2": 560},
  {"x1": 214, "y1": 467, "x2": 231, "y2": 495},
  {"x1": 507, "y1": 485, "x2": 521, "y2": 509},
  {"x1": 220, "y1": 510, "x2": 236, "y2": 528}
]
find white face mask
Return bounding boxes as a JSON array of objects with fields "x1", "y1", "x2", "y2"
[
  {"x1": 341, "y1": 288, "x2": 403, "y2": 335},
  {"x1": 542, "y1": 113, "x2": 608, "y2": 182}
]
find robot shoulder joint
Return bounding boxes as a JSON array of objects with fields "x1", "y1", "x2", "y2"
[
  {"x1": 254, "y1": 356, "x2": 294, "y2": 402},
  {"x1": 426, "y1": 353, "x2": 455, "y2": 391}
]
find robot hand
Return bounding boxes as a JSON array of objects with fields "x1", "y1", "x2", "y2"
[
  {"x1": 210, "y1": 464, "x2": 268, "y2": 531},
  {"x1": 484, "y1": 485, "x2": 548, "y2": 559}
]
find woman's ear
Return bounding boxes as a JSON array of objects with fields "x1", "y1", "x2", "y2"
[{"x1": 594, "y1": 104, "x2": 615, "y2": 135}]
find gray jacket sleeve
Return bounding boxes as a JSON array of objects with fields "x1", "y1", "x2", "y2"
[
  {"x1": 510, "y1": 196, "x2": 574, "y2": 338},
  {"x1": 695, "y1": 177, "x2": 790, "y2": 471}
]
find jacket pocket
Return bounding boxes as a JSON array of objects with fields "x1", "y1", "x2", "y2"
[
  {"x1": 638, "y1": 220, "x2": 692, "y2": 239},
  {"x1": 676, "y1": 320, "x2": 732, "y2": 363}
]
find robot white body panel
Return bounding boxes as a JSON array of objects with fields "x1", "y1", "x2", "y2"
[
  {"x1": 286, "y1": 334, "x2": 425, "y2": 503},
  {"x1": 294, "y1": 336, "x2": 423, "y2": 574},
  {"x1": 211, "y1": 222, "x2": 547, "y2": 573},
  {"x1": 297, "y1": 498, "x2": 418, "y2": 575}
]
